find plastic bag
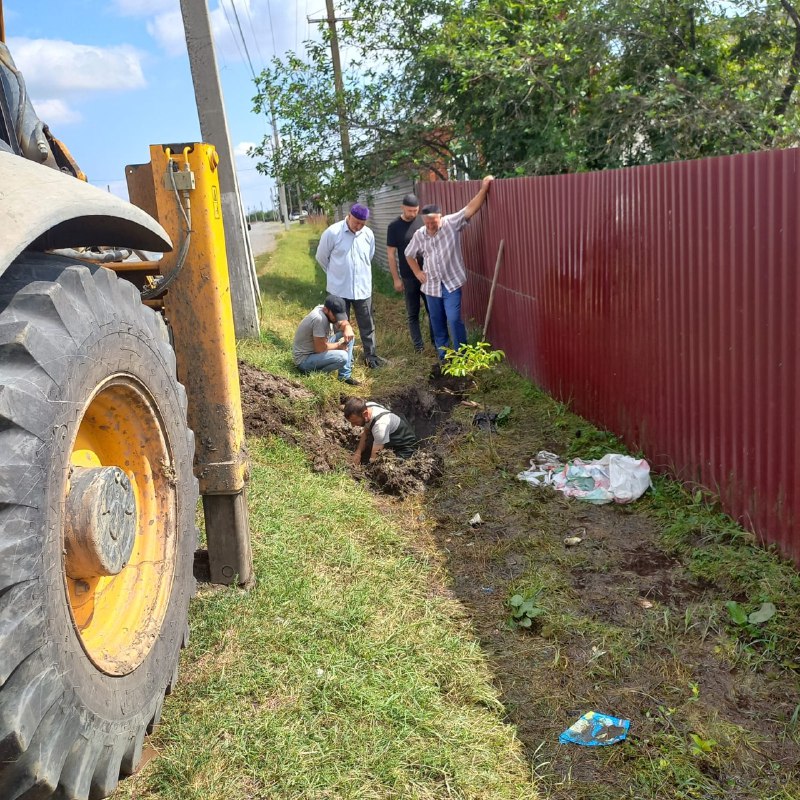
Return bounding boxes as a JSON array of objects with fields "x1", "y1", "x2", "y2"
[
  {"x1": 559, "y1": 711, "x2": 631, "y2": 746},
  {"x1": 518, "y1": 453, "x2": 651, "y2": 504}
]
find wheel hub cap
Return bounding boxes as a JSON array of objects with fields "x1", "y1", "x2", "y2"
[{"x1": 65, "y1": 466, "x2": 137, "y2": 579}]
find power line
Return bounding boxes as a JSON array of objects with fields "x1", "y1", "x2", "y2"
[
  {"x1": 265, "y1": 0, "x2": 278, "y2": 57},
  {"x1": 219, "y1": 0, "x2": 247, "y2": 65},
  {"x1": 227, "y1": 0, "x2": 258, "y2": 80},
  {"x1": 241, "y1": 0, "x2": 266, "y2": 69}
]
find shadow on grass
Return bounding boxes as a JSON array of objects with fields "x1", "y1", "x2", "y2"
[{"x1": 259, "y1": 270, "x2": 328, "y2": 309}]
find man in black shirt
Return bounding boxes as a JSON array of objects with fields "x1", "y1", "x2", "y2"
[{"x1": 386, "y1": 193, "x2": 435, "y2": 353}]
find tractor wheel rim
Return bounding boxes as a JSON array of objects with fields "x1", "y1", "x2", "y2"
[{"x1": 65, "y1": 375, "x2": 178, "y2": 676}]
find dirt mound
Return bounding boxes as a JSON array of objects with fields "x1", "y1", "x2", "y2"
[
  {"x1": 238, "y1": 362, "x2": 461, "y2": 490},
  {"x1": 360, "y1": 448, "x2": 444, "y2": 497},
  {"x1": 238, "y1": 361, "x2": 356, "y2": 472}
]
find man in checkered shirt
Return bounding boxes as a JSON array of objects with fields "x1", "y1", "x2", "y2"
[{"x1": 404, "y1": 176, "x2": 494, "y2": 360}]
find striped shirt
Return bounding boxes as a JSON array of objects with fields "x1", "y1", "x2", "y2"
[{"x1": 404, "y1": 208, "x2": 469, "y2": 298}]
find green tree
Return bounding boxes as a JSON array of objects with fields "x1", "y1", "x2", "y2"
[
  {"x1": 251, "y1": 1, "x2": 455, "y2": 208},
  {"x1": 251, "y1": 0, "x2": 800, "y2": 202}
]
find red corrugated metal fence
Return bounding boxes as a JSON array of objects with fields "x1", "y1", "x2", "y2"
[{"x1": 417, "y1": 149, "x2": 800, "y2": 564}]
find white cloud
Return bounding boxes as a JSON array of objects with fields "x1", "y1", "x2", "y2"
[
  {"x1": 113, "y1": 0, "x2": 179, "y2": 16},
  {"x1": 234, "y1": 141, "x2": 256, "y2": 156},
  {"x1": 7, "y1": 37, "x2": 147, "y2": 97},
  {"x1": 146, "y1": 4, "x2": 252, "y2": 62},
  {"x1": 32, "y1": 98, "x2": 82, "y2": 126},
  {"x1": 146, "y1": 11, "x2": 187, "y2": 58},
  {"x1": 144, "y1": 0, "x2": 304, "y2": 64}
]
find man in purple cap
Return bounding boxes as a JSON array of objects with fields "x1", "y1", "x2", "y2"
[
  {"x1": 405, "y1": 176, "x2": 494, "y2": 360},
  {"x1": 315, "y1": 204, "x2": 386, "y2": 369},
  {"x1": 386, "y1": 192, "x2": 435, "y2": 353}
]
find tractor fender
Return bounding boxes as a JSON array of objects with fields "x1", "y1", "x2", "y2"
[{"x1": 0, "y1": 150, "x2": 172, "y2": 278}]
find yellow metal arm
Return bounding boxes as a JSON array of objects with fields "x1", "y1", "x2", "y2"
[{"x1": 127, "y1": 143, "x2": 252, "y2": 586}]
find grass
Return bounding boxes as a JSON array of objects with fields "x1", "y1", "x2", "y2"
[
  {"x1": 121, "y1": 223, "x2": 800, "y2": 800},
  {"x1": 118, "y1": 225, "x2": 534, "y2": 799}
]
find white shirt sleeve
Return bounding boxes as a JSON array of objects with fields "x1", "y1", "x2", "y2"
[{"x1": 315, "y1": 228, "x2": 334, "y2": 271}]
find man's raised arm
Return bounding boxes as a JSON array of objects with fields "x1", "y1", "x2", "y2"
[{"x1": 464, "y1": 175, "x2": 495, "y2": 220}]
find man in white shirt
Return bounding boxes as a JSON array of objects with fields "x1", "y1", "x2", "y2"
[{"x1": 315, "y1": 203, "x2": 386, "y2": 369}]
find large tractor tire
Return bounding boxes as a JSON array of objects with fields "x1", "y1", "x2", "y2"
[{"x1": 0, "y1": 254, "x2": 197, "y2": 799}]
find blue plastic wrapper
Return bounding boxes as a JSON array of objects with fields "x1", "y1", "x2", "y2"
[{"x1": 559, "y1": 711, "x2": 630, "y2": 746}]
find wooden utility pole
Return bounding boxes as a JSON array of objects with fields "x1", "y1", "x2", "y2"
[
  {"x1": 179, "y1": 0, "x2": 260, "y2": 339},
  {"x1": 309, "y1": 0, "x2": 352, "y2": 162}
]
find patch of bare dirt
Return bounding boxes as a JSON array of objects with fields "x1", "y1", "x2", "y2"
[
  {"x1": 427, "y1": 445, "x2": 800, "y2": 799},
  {"x1": 238, "y1": 361, "x2": 356, "y2": 472},
  {"x1": 238, "y1": 361, "x2": 461, "y2": 494}
]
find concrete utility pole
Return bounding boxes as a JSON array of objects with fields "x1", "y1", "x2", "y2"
[
  {"x1": 270, "y1": 117, "x2": 290, "y2": 230},
  {"x1": 180, "y1": 0, "x2": 260, "y2": 339},
  {"x1": 309, "y1": 0, "x2": 352, "y2": 162}
]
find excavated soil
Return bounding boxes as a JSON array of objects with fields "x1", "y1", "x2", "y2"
[
  {"x1": 238, "y1": 361, "x2": 460, "y2": 495},
  {"x1": 238, "y1": 362, "x2": 356, "y2": 472}
]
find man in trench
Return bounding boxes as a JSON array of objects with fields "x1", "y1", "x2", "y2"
[{"x1": 343, "y1": 397, "x2": 418, "y2": 464}]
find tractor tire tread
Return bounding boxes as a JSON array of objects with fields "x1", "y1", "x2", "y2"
[{"x1": 0, "y1": 254, "x2": 197, "y2": 800}]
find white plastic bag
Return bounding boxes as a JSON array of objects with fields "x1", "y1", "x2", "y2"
[
  {"x1": 517, "y1": 453, "x2": 651, "y2": 504},
  {"x1": 604, "y1": 454, "x2": 651, "y2": 503}
]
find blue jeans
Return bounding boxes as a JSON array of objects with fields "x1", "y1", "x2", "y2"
[
  {"x1": 297, "y1": 332, "x2": 353, "y2": 380},
  {"x1": 426, "y1": 283, "x2": 467, "y2": 360}
]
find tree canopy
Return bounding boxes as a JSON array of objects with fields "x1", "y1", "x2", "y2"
[{"x1": 252, "y1": 0, "x2": 800, "y2": 207}]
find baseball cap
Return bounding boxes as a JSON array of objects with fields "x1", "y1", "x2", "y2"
[{"x1": 324, "y1": 295, "x2": 348, "y2": 322}]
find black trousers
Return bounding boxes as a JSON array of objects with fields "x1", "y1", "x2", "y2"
[
  {"x1": 402, "y1": 276, "x2": 435, "y2": 352},
  {"x1": 344, "y1": 297, "x2": 377, "y2": 359}
]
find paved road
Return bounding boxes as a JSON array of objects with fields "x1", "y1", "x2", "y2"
[{"x1": 248, "y1": 220, "x2": 286, "y2": 258}]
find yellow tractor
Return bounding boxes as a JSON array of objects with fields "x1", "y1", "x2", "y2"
[{"x1": 0, "y1": 6, "x2": 252, "y2": 798}]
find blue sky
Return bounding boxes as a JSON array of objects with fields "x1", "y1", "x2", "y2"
[{"x1": 4, "y1": 0, "x2": 318, "y2": 213}]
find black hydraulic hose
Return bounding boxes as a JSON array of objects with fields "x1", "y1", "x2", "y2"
[{"x1": 141, "y1": 166, "x2": 192, "y2": 301}]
